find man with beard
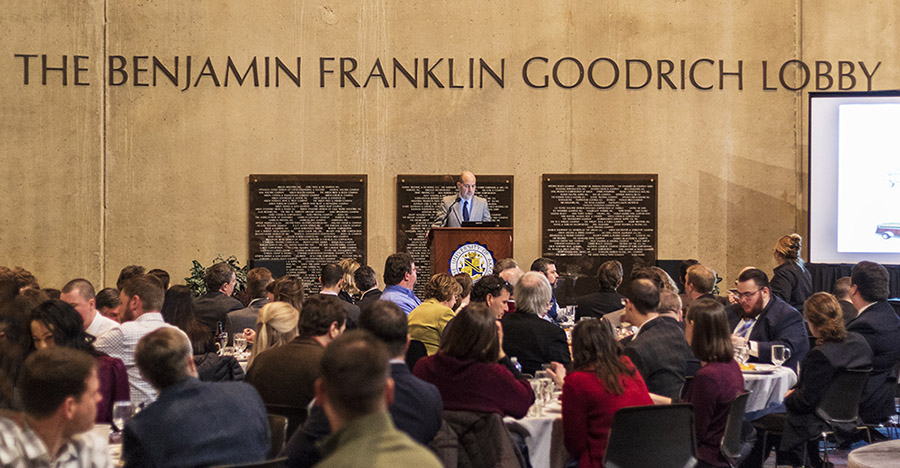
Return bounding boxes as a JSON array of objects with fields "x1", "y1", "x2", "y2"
[
  {"x1": 96, "y1": 274, "x2": 180, "y2": 407},
  {"x1": 725, "y1": 268, "x2": 808, "y2": 370}
]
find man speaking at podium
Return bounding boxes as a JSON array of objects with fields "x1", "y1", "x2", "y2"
[{"x1": 432, "y1": 171, "x2": 492, "y2": 227}]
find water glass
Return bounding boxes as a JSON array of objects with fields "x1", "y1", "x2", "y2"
[
  {"x1": 233, "y1": 335, "x2": 247, "y2": 356},
  {"x1": 735, "y1": 344, "x2": 750, "y2": 365},
  {"x1": 112, "y1": 401, "x2": 133, "y2": 433},
  {"x1": 528, "y1": 380, "x2": 544, "y2": 416},
  {"x1": 771, "y1": 345, "x2": 791, "y2": 367}
]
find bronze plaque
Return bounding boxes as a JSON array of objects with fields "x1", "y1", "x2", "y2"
[
  {"x1": 249, "y1": 174, "x2": 366, "y2": 295},
  {"x1": 397, "y1": 174, "x2": 513, "y2": 298}
]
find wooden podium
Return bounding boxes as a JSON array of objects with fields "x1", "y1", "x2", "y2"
[{"x1": 427, "y1": 227, "x2": 513, "y2": 276}]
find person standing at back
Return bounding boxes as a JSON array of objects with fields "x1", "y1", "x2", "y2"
[{"x1": 770, "y1": 234, "x2": 813, "y2": 312}]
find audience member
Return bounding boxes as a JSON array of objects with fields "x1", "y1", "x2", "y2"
[
  {"x1": 29, "y1": 300, "x2": 129, "y2": 423},
  {"x1": 561, "y1": 319, "x2": 652, "y2": 467},
  {"x1": 354, "y1": 266, "x2": 381, "y2": 312},
  {"x1": 95, "y1": 287, "x2": 121, "y2": 322},
  {"x1": 574, "y1": 260, "x2": 625, "y2": 320},
  {"x1": 832, "y1": 276, "x2": 858, "y2": 326},
  {"x1": 313, "y1": 331, "x2": 442, "y2": 468},
  {"x1": 337, "y1": 258, "x2": 361, "y2": 304},
  {"x1": 319, "y1": 263, "x2": 360, "y2": 327},
  {"x1": 501, "y1": 272, "x2": 571, "y2": 375},
  {"x1": 408, "y1": 273, "x2": 462, "y2": 355},
  {"x1": 10, "y1": 266, "x2": 41, "y2": 293},
  {"x1": 725, "y1": 268, "x2": 808, "y2": 370},
  {"x1": 847, "y1": 261, "x2": 900, "y2": 424},
  {"x1": 650, "y1": 266, "x2": 680, "y2": 293},
  {"x1": 678, "y1": 259, "x2": 700, "y2": 292},
  {"x1": 470, "y1": 274, "x2": 513, "y2": 319},
  {"x1": 380, "y1": 253, "x2": 421, "y2": 314},
  {"x1": 267, "y1": 275, "x2": 305, "y2": 310},
  {"x1": 192, "y1": 262, "x2": 244, "y2": 332},
  {"x1": 771, "y1": 234, "x2": 813, "y2": 312},
  {"x1": 122, "y1": 328, "x2": 268, "y2": 467},
  {"x1": 246, "y1": 301, "x2": 300, "y2": 368},
  {"x1": 681, "y1": 298, "x2": 745, "y2": 468},
  {"x1": 95, "y1": 274, "x2": 178, "y2": 407},
  {"x1": 414, "y1": 303, "x2": 534, "y2": 418},
  {"x1": 116, "y1": 265, "x2": 145, "y2": 291},
  {"x1": 452, "y1": 272, "x2": 473, "y2": 311},
  {"x1": 684, "y1": 264, "x2": 718, "y2": 303},
  {"x1": 748, "y1": 292, "x2": 873, "y2": 467},
  {"x1": 531, "y1": 257, "x2": 560, "y2": 323},
  {"x1": 225, "y1": 267, "x2": 273, "y2": 342},
  {"x1": 61, "y1": 279, "x2": 118, "y2": 339},
  {"x1": 42, "y1": 288, "x2": 61, "y2": 300},
  {"x1": 496, "y1": 259, "x2": 524, "y2": 314},
  {"x1": 246, "y1": 295, "x2": 346, "y2": 412},
  {"x1": 0, "y1": 347, "x2": 106, "y2": 467},
  {"x1": 658, "y1": 289, "x2": 684, "y2": 323},
  {"x1": 622, "y1": 278, "x2": 695, "y2": 399},
  {"x1": 146, "y1": 269, "x2": 170, "y2": 291},
  {"x1": 283, "y1": 301, "x2": 443, "y2": 468}
]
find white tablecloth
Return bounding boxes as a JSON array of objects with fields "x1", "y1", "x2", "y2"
[
  {"x1": 848, "y1": 440, "x2": 900, "y2": 468},
  {"x1": 505, "y1": 412, "x2": 568, "y2": 468},
  {"x1": 742, "y1": 364, "x2": 797, "y2": 415}
]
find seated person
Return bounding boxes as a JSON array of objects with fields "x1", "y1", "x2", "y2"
[
  {"x1": 414, "y1": 303, "x2": 534, "y2": 418},
  {"x1": 681, "y1": 298, "x2": 745, "y2": 468},
  {"x1": 122, "y1": 328, "x2": 269, "y2": 467},
  {"x1": 748, "y1": 292, "x2": 873, "y2": 467},
  {"x1": 574, "y1": 260, "x2": 625, "y2": 320},
  {"x1": 560, "y1": 319, "x2": 653, "y2": 467},
  {"x1": 408, "y1": 273, "x2": 462, "y2": 355},
  {"x1": 246, "y1": 301, "x2": 299, "y2": 368},
  {"x1": 470, "y1": 274, "x2": 513, "y2": 319},
  {"x1": 500, "y1": 272, "x2": 571, "y2": 375}
]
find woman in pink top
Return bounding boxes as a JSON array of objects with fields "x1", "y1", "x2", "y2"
[{"x1": 561, "y1": 320, "x2": 653, "y2": 467}]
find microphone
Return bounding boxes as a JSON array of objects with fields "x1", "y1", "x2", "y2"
[{"x1": 444, "y1": 196, "x2": 461, "y2": 227}]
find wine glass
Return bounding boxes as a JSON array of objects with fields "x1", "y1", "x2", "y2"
[
  {"x1": 233, "y1": 335, "x2": 247, "y2": 357},
  {"x1": 111, "y1": 400, "x2": 133, "y2": 443},
  {"x1": 735, "y1": 344, "x2": 750, "y2": 365},
  {"x1": 771, "y1": 345, "x2": 791, "y2": 367}
]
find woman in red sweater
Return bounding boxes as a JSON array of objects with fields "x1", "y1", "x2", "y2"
[
  {"x1": 413, "y1": 303, "x2": 534, "y2": 418},
  {"x1": 682, "y1": 298, "x2": 745, "y2": 467},
  {"x1": 561, "y1": 319, "x2": 652, "y2": 467}
]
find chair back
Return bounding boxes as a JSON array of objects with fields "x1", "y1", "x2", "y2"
[
  {"x1": 815, "y1": 367, "x2": 872, "y2": 424},
  {"x1": 212, "y1": 456, "x2": 287, "y2": 468},
  {"x1": 720, "y1": 392, "x2": 750, "y2": 460},
  {"x1": 265, "y1": 404, "x2": 307, "y2": 439},
  {"x1": 604, "y1": 403, "x2": 698, "y2": 468},
  {"x1": 442, "y1": 410, "x2": 525, "y2": 468},
  {"x1": 266, "y1": 414, "x2": 288, "y2": 459}
]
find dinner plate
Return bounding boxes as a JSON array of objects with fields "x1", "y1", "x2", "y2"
[{"x1": 543, "y1": 402, "x2": 562, "y2": 413}]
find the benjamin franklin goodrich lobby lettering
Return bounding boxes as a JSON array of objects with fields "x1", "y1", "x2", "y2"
[
  {"x1": 543, "y1": 174, "x2": 657, "y2": 300},
  {"x1": 249, "y1": 175, "x2": 366, "y2": 294},
  {"x1": 397, "y1": 175, "x2": 513, "y2": 299}
]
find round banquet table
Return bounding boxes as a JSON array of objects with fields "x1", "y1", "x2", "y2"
[
  {"x1": 848, "y1": 440, "x2": 900, "y2": 468},
  {"x1": 741, "y1": 364, "x2": 797, "y2": 418},
  {"x1": 505, "y1": 408, "x2": 568, "y2": 468}
]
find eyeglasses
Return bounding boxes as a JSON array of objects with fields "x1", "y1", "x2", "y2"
[{"x1": 735, "y1": 289, "x2": 763, "y2": 301}]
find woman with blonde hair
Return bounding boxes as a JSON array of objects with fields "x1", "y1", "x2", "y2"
[
  {"x1": 408, "y1": 273, "x2": 462, "y2": 355},
  {"x1": 247, "y1": 301, "x2": 299, "y2": 367},
  {"x1": 771, "y1": 233, "x2": 813, "y2": 311},
  {"x1": 337, "y1": 258, "x2": 361, "y2": 303}
]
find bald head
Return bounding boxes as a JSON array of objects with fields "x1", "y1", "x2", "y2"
[{"x1": 457, "y1": 171, "x2": 477, "y2": 200}]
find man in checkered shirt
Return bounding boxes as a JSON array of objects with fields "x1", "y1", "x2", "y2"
[
  {"x1": 0, "y1": 347, "x2": 109, "y2": 467},
  {"x1": 96, "y1": 274, "x2": 179, "y2": 408}
]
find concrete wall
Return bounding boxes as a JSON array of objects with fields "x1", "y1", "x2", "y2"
[{"x1": 2, "y1": 1, "x2": 897, "y2": 289}]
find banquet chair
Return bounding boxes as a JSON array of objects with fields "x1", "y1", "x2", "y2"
[
  {"x1": 265, "y1": 404, "x2": 307, "y2": 439},
  {"x1": 212, "y1": 456, "x2": 287, "y2": 468},
  {"x1": 604, "y1": 403, "x2": 698, "y2": 468},
  {"x1": 267, "y1": 414, "x2": 288, "y2": 459},
  {"x1": 719, "y1": 392, "x2": 750, "y2": 468}
]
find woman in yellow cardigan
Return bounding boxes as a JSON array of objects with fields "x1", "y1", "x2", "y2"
[{"x1": 408, "y1": 273, "x2": 463, "y2": 355}]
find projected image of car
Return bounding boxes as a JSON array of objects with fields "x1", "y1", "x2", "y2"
[
  {"x1": 889, "y1": 173, "x2": 900, "y2": 188},
  {"x1": 875, "y1": 223, "x2": 900, "y2": 239}
]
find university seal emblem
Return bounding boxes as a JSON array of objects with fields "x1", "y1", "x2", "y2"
[{"x1": 449, "y1": 242, "x2": 495, "y2": 280}]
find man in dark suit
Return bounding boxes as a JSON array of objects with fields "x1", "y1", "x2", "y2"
[
  {"x1": 319, "y1": 263, "x2": 361, "y2": 327},
  {"x1": 501, "y1": 272, "x2": 570, "y2": 375},
  {"x1": 725, "y1": 268, "x2": 809, "y2": 371},
  {"x1": 432, "y1": 171, "x2": 492, "y2": 228},
  {"x1": 193, "y1": 262, "x2": 244, "y2": 332},
  {"x1": 354, "y1": 265, "x2": 382, "y2": 313},
  {"x1": 622, "y1": 278, "x2": 695, "y2": 399},
  {"x1": 574, "y1": 260, "x2": 625, "y2": 320},
  {"x1": 283, "y1": 301, "x2": 443, "y2": 468},
  {"x1": 122, "y1": 327, "x2": 269, "y2": 468},
  {"x1": 847, "y1": 261, "x2": 900, "y2": 424},
  {"x1": 225, "y1": 267, "x2": 273, "y2": 342}
]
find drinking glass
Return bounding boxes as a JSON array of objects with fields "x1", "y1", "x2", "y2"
[
  {"x1": 528, "y1": 380, "x2": 544, "y2": 416},
  {"x1": 233, "y1": 336, "x2": 247, "y2": 357},
  {"x1": 734, "y1": 344, "x2": 749, "y2": 365},
  {"x1": 112, "y1": 401, "x2": 133, "y2": 433},
  {"x1": 771, "y1": 345, "x2": 791, "y2": 367},
  {"x1": 217, "y1": 332, "x2": 228, "y2": 355}
]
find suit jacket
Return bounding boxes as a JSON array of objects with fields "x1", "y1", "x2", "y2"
[
  {"x1": 770, "y1": 262, "x2": 813, "y2": 312},
  {"x1": 846, "y1": 300, "x2": 900, "y2": 423},
  {"x1": 432, "y1": 195, "x2": 491, "y2": 228},
  {"x1": 246, "y1": 337, "x2": 324, "y2": 410},
  {"x1": 357, "y1": 289, "x2": 383, "y2": 313},
  {"x1": 574, "y1": 288, "x2": 624, "y2": 320},
  {"x1": 320, "y1": 293, "x2": 360, "y2": 328},
  {"x1": 122, "y1": 377, "x2": 269, "y2": 468},
  {"x1": 225, "y1": 297, "x2": 269, "y2": 342},
  {"x1": 501, "y1": 312, "x2": 571, "y2": 375},
  {"x1": 193, "y1": 291, "x2": 244, "y2": 333},
  {"x1": 725, "y1": 295, "x2": 809, "y2": 370},
  {"x1": 624, "y1": 316, "x2": 695, "y2": 399},
  {"x1": 283, "y1": 361, "x2": 444, "y2": 468},
  {"x1": 839, "y1": 300, "x2": 859, "y2": 326}
]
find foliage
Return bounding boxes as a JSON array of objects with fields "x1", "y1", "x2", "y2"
[
  {"x1": 712, "y1": 272, "x2": 724, "y2": 296},
  {"x1": 185, "y1": 255, "x2": 249, "y2": 298}
]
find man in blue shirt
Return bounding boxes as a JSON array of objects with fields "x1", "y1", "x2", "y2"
[{"x1": 380, "y1": 253, "x2": 421, "y2": 314}]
